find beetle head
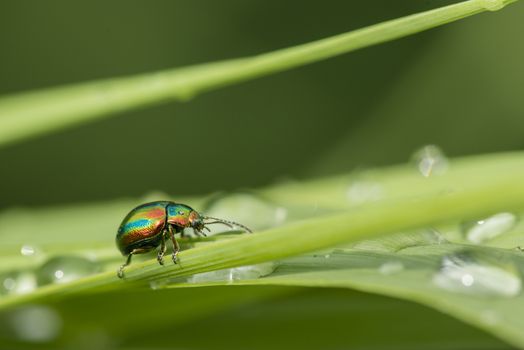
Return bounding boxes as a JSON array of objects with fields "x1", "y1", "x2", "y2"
[{"x1": 189, "y1": 210, "x2": 205, "y2": 232}]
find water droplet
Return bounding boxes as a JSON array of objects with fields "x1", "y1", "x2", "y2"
[
  {"x1": 463, "y1": 212, "x2": 518, "y2": 244},
  {"x1": 478, "y1": 0, "x2": 505, "y2": 11},
  {"x1": 8, "y1": 306, "x2": 62, "y2": 342},
  {"x1": 324, "y1": 254, "x2": 331, "y2": 259},
  {"x1": 379, "y1": 261, "x2": 405, "y2": 275},
  {"x1": 54, "y1": 270, "x2": 65, "y2": 280},
  {"x1": 1, "y1": 272, "x2": 37, "y2": 295},
  {"x1": 346, "y1": 181, "x2": 384, "y2": 205},
  {"x1": 36, "y1": 256, "x2": 100, "y2": 286},
  {"x1": 20, "y1": 245, "x2": 36, "y2": 256},
  {"x1": 461, "y1": 273, "x2": 474, "y2": 286},
  {"x1": 432, "y1": 252, "x2": 521, "y2": 297},
  {"x1": 188, "y1": 262, "x2": 277, "y2": 284},
  {"x1": 411, "y1": 145, "x2": 448, "y2": 177},
  {"x1": 202, "y1": 192, "x2": 287, "y2": 232}
]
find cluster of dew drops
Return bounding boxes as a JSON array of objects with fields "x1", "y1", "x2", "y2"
[
  {"x1": 1, "y1": 144, "x2": 524, "y2": 334},
  {"x1": 412, "y1": 146, "x2": 521, "y2": 303},
  {"x1": 0, "y1": 247, "x2": 100, "y2": 343},
  {"x1": 345, "y1": 144, "x2": 523, "y2": 326},
  {"x1": 2, "y1": 246, "x2": 100, "y2": 297},
  {"x1": 2, "y1": 145, "x2": 522, "y2": 301}
]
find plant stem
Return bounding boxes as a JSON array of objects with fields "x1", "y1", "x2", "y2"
[{"x1": 0, "y1": 0, "x2": 518, "y2": 147}]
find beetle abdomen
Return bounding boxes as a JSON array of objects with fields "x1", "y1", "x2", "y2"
[
  {"x1": 118, "y1": 234, "x2": 163, "y2": 255},
  {"x1": 116, "y1": 201, "x2": 169, "y2": 255}
]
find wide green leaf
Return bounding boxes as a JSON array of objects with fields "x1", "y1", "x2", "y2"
[
  {"x1": 2, "y1": 152, "x2": 524, "y2": 348},
  {"x1": 162, "y1": 230, "x2": 524, "y2": 348}
]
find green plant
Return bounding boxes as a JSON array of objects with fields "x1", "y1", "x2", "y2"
[{"x1": 0, "y1": 1, "x2": 522, "y2": 349}]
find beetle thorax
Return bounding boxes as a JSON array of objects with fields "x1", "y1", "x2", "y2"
[{"x1": 166, "y1": 203, "x2": 194, "y2": 228}]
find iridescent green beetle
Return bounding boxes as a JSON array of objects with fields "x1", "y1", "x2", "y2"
[{"x1": 116, "y1": 201, "x2": 252, "y2": 278}]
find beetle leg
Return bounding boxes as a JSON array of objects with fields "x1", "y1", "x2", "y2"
[
  {"x1": 193, "y1": 228, "x2": 207, "y2": 238},
  {"x1": 192, "y1": 228, "x2": 201, "y2": 237},
  {"x1": 168, "y1": 225, "x2": 180, "y2": 264},
  {"x1": 157, "y1": 231, "x2": 167, "y2": 265},
  {"x1": 117, "y1": 248, "x2": 151, "y2": 279}
]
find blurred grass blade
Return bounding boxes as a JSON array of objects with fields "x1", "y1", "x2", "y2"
[{"x1": 0, "y1": 0, "x2": 518, "y2": 147}]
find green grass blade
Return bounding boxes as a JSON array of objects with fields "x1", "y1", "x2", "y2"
[
  {"x1": 2, "y1": 152, "x2": 524, "y2": 311},
  {"x1": 0, "y1": 0, "x2": 518, "y2": 147}
]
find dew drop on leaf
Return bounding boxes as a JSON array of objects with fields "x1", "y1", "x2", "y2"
[
  {"x1": 187, "y1": 262, "x2": 277, "y2": 284},
  {"x1": 1, "y1": 272, "x2": 37, "y2": 295},
  {"x1": 20, "y1": 245, "x2": 37, "y2": 257},
  {"x1": 432, "y1": 252, "x2": 521, "y2": 297},
  {"x1": 462, "y1": 212, "x2": 518, "y2": 244},
  {"x1": 411, "y1": 145, "x2": 448, "y2": 177},
  {"x1": 36, "y1": 256, "x2": 100, "y2": 286}
]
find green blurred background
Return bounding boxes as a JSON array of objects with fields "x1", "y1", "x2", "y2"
[
  {"x1": 1, "y1": 1, "x2": 524, "y2": 349},
  {"x1": 2, "y1": 0, "x2": 522, "y2": 208}
]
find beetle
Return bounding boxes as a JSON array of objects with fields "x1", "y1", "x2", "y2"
[{"x1": 115, "y1": 201, "x2": 252, "y2": 278}]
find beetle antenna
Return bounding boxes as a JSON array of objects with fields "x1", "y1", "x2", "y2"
[
  {"x1": 203, "y1": 216, "x2": 253, "y2": 233},
  {"x1": 205, "y1": 221, "x2": 234, "y2": 228}
]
